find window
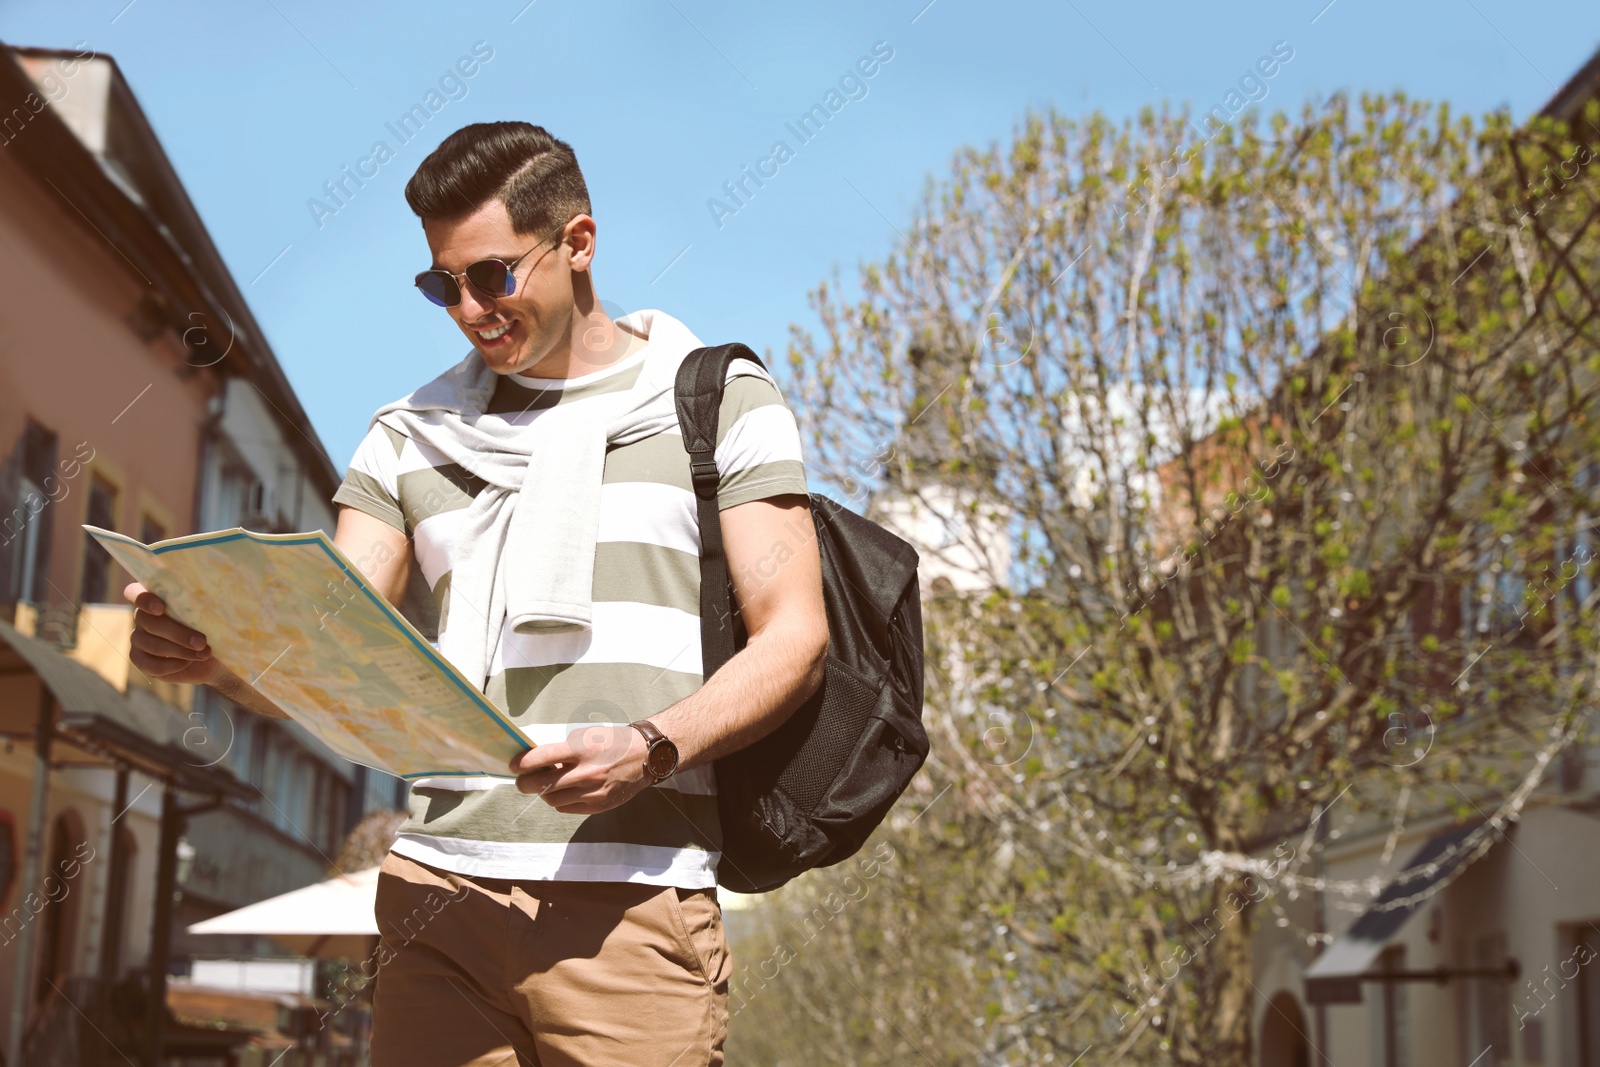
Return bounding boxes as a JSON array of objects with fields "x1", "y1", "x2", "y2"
[
  {"x1": 139, "y1": 514, "x2": 166, "y2": 546},
  {"x1": 186, "y1": 688, "x2": 236, "y2": 772},
  {"x1": 1464, "y1": 934, "x2": 1511, "y2": 1066},
  {"x1": 7, "y1": 477, "x2": 45, "y2": 602},
  {"x1": 328, "y1": 774, "x2": 350, "y2": 852},
  {"x1": 1466, "y1": 537, "x2": 1529, "y2": 645},
  {"x1": 78, "y1": 474, "x2": 118, "y2": 604},
  {"x1": 312, "y1": 767, "x2": 350, "y2": 854},
  {"x1": 1567, "y1": 924, "x2": 1600, "y2": 1067},
  {"x1": 248, "y1": 717, "x2": 270, "y2": 790},
  {"x1": 0, "y1": 814, "x2": 15, "y2": 905},
  {"x1": 1564, "y1": 462, "x2": 1598, "y2": 622},
  {"x1": 1377, "y1": 946, "x2": 1410, "y2": 1067},
  {"x1": 259, "y1": 728, "x2": 285, "y2": 826},
  {"x1": 1476, "y1": 469, "x2": 1600, "y2": 651},
  {"x1": 285, "y1": 756, "x2": 310, "y2": 837},
  {"x1": 4, "y1": 420, "x2": 58, "y2": 605},
  {"x1": 228, "y1": 699, "x2": 254, "y2": 781},
  {"x1": 204, "y1": 450, "x2": 269, "y2": 532},
  {"x1": 102, "y1": 827, "x2": 137, "y2": 981},
  {"x1": 309, "y1": 767, "x2": 327, "y2": 851},
  {"x1": 35, "y1": 812, "x2": 87, "y2": 1001}
]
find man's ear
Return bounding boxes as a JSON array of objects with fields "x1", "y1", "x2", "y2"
[{"x1": 564, "y1": 215, "x2": 598, "y2": 272}]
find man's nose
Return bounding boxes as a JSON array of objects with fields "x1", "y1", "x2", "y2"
[{"x1": 457, "y1": 283, "x2": 499, "y2": 322}]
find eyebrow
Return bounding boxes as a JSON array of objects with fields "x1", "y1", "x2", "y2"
[{"x1": 428, "y1": 252, "x2": 521, "y2": 271}]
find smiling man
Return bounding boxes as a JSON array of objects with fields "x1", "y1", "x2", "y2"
[{"x1": 125, "y1": 121, "x2": 828, "y2": 1067}]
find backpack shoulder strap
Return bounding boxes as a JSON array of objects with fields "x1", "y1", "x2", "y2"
[{"x1": 675, "y1": 343, "x2": 769, "y2": 679}]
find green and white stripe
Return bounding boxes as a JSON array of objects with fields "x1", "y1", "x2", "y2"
[{"x1": 333, "y1": 344, "x2": 807, "y2": 885}]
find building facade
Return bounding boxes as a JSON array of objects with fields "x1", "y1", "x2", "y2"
[
  {"x1": 1246, "y1": 48, "x2": 1600, "y2": 1067},
  {"x1": 0, "y1": 39, "x2": 402, "y2": 1064}
]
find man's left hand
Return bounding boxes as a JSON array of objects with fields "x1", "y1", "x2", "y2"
[{"x1": 509, "y1": 725, "x2": 652, "y2": 814}]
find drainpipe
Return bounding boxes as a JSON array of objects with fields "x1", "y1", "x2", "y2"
[{"x1": 5, "y1": 688, "x2": 54, "y2": 1067}]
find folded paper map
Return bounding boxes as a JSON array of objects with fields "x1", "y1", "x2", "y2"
[{"x1": 85, "y1": 525, "x2": 530, "y2": 780}]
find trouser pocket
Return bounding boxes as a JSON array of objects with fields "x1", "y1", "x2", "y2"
[{"x1": 665, "y1": 886, "x2": 727, "y2": 990}]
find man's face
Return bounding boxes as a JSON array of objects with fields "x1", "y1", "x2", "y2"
[{"x1": 421, "y1": 198, "x2": 587, "y2": 376}]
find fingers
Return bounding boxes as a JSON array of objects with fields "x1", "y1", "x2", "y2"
[
  {"x1": 509, "y1": 742, "x2": 569, "y2": 775},
  {"x1": 510, "y1": 742, "x2": 568, "y2": 794},
  {"x1": 542, "y1": 795, "x2": 602, "y2": 815},
  {"x1": 125, "y1": 584, "x2": 205, "y2": 647},
  {"x1": 513, "y1": 752, "x2": 589, "y2": 798},
  {"x1": 134, "y1": 618, "x2": 207, "y2": 656},
  {"x1": 538, "y1": 772, "x2": 639, "y2": 813},
  {"x1": 133, "y1": 606, "x2": 207, "y2": 653},
  {"x1": 129, "y1": 644, "x2": 203, "y2": 680},
  {"x1": 123, "y1": 582, "x2": 165, "y2": 615},
  {"x1": 130, "y1": 625, "x2": 208, "y2": 662},
  {"x1": 534, "y1": 778, "x2": 602, "y2": 811},
  {"x1": 513, "y1": 765, "x2": 568, "y2": 796},
  {"x1": 120, "y1": 582, "x2": 223, "y2": 686}
]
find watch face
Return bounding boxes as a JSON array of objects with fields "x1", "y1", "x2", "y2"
[{"x1": 647, "y1": 740, "x2": 678, "y2": 778}]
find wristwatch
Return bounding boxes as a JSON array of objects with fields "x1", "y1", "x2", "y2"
[{"x1": 629, "y1": 719, "x2": 679, "y2": 784}]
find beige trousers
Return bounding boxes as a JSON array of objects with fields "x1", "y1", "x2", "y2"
[{"x1": 370, "y1": 850, "x2": 733, "y2": 1067}]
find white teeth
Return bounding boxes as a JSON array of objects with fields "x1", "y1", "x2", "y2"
[{"x1": 479, "y1": 322, "x2": 512, "y2": 341}]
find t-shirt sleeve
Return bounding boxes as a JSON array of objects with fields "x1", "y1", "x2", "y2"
[
  {"x1": 331, "y1": 422, "x2": 408, "y2": 534},
  {"x1": 714, "y1": 371, "x2": 809, "y2": 510}
]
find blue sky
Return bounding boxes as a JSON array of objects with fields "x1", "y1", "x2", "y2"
[{"x1": 4, "y1": 0, "x2": 1597, "y2": 472}]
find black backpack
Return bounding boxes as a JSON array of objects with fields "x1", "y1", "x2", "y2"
[{"x1": 674, "y1": 343, "x2": 930, "y2": 894}]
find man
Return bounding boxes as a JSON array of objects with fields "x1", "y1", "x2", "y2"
[{"x1": 125, "y1": 121, "x2": 828, "y2": 1066}]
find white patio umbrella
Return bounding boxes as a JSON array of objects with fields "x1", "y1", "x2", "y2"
[{"x1": 188, "y1": 866, "x2": 382, "y2": 959}]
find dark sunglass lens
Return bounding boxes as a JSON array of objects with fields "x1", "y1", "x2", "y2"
[
  {"x1": 465, "y1": 260, "x2": 514, "y2": 298},
  {"x1": 415, "y1": 272, "x2": 458, "y2": 307}
]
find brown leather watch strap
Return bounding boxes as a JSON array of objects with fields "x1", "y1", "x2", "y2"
[
  {"x1": 631, "y1": 719, "x2": 666, "y2": 746},
  {"x1": 629, "y1": 719, "x2": 678, "y2": 782}
]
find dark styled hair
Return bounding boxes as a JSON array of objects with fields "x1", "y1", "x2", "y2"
[{"x1": 404, "y1": 122, "x2": 591, "y2": 236}]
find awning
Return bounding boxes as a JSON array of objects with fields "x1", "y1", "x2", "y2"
[
  {"x1": 1305, "y1": 821, "x2": 1503, "y2": 1004},
  {"x1": 0, "y1": 618, "x2": 250, "y2": 798},
  {"x1": 188, "y1": 866, "x2": 381, "y2": 958}
]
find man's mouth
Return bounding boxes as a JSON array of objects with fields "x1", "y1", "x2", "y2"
[{"x1": 473, "y1": 320, "x2": 515, "y2": 347}]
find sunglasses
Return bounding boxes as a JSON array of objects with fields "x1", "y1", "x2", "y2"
[{"x1": 414, "y1": 219, "x2": 571, "y2": 308}]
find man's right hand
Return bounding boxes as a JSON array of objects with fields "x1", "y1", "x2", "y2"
[{"x1": 124, "y1": 582, "x2": 229, "y2": 688}]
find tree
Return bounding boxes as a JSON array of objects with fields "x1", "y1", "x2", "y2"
[
  {"x1": 330, "y1": 807, "x2": 406, "y2": 873},
  {"x1": 731, "y1": 93, "x2": 1600, "y2": 1065}
]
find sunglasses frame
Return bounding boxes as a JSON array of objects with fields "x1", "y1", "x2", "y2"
[{"x1": 414, "y1": 217, "x2": 574, "y2": 308}]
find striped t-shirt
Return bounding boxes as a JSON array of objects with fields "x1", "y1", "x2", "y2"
[{"x1": 331, "y1": 313, "x2": 809, "y2": 886}]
